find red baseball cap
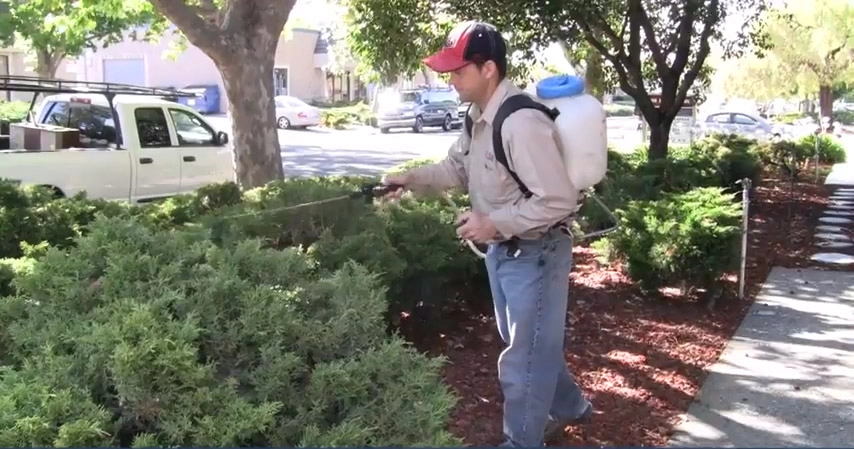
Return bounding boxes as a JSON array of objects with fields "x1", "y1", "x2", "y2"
[{"x1": 423, "y1": 21, "x2": 507, "y2": 73}]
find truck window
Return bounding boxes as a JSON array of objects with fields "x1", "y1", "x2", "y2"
[
  {"x1": 41, "y1": 101, "x2": 117, "y2": 147},
  {"x1": 167, "y1": 108, "x2": 215, "y2": 146},
  {"x1": 134, "y1": 108, "x2": 172, "y2": 148}
]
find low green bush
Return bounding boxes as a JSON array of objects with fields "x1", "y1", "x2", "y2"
[
  {"x1": 320, "y1": 110, "x2": 350, "y2": 129},
  {"x1": 0, "y1": 180, "x2": 134, "y2": 259},
  {"x1": 593, "y1": 187, "x2": 742, "y2": 293},
  {"x1": 0, "y1": 217, "x2": 459, "y2": 447},
  {"x1": 796, "y1": 134, "x2": 847, "y2": 164},
  {"x1": 319, "y1": 103, "x2": 376, "y2": 128},
  {"x1": 834, "y1": 110, "x2": 854, "y2": 126},
  {"x1": 604, "y1": 103, "x2": 635, "y2": 117}
]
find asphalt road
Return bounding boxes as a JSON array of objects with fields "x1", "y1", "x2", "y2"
[{"x1": 206, "y1": 116, "x2": 643, "y2": 178}]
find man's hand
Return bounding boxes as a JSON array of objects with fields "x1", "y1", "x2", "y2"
[
  {"x1": 381, "y1": 172, "x2": 411, "y2": 199},
  {"x1": 455, "y1": 210, "x2": 499, "y2": 243}
]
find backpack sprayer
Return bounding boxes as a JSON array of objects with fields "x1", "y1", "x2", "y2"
[
  {"x1": 448, "y1": 73, "x2": 618, "y2": 259},
  {"x1": 206, "y1": 75, "x2": 617, "y2": 259}
]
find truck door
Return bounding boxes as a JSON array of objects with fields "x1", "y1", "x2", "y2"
[
  {"x1": 130, "y1": 107, "x2": 181, "y2": 202},
  {"x1": 165, "y1": 107, "x2": 233, "y2": 193}
]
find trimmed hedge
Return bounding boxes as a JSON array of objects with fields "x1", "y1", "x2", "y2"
[{"x1": 0, "y1": 131, "x2": 814, "y2": 445}]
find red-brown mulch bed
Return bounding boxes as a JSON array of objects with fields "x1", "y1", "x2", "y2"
[{"x1": 403, "y1": 174, "x2": 832, "y2": 447}]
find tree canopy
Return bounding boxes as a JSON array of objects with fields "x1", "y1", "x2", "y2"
[
  {"x1": 441, "y1": 0, "x2": 768, "y2": 159},
  {"x1": 0, "y1": 0, "x2": 164, "y2": 77},
  {"x1": 722, "y1": 0, "x2": 854, "y2": 118},
  {"x1": 339, "y1": 0, "x2": 455, "y2": 85}
]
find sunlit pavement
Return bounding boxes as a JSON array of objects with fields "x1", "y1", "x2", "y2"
[{"x1": 205, "y1": 115, "x2": 644, "y2": 177}]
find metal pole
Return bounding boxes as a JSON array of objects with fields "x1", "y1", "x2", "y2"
[
  {"x1": 815, "y1": 132, "x2": 821, "y2": 183},
  {"x1": 739, "y1": 177, "x2": 752, "y2": 300}
]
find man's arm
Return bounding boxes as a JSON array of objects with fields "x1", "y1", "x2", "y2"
[
  {"x1": 405, "y1": 132, "x2": 469, "y2": 191},
  {"x1": 488, "y1": 109, "x2": 577, "y2": 238}
]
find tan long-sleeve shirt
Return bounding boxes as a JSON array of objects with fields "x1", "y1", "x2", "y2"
[{"x1": 407, "y1": 79, "x2": 578, "y2": 241}]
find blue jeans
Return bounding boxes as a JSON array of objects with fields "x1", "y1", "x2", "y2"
[{"x1": 486, "y1": 230, "x2": 590, "y2": 447}]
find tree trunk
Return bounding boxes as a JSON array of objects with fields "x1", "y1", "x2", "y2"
[
  {"x1": 647, "y1": 117, "x2": 673, "y2": 161},
  {"x1": 818, "y1": 84, "x2": 834, "y2": 122},
  {"x1": 146, "y1": 0, "x2": 294, "y2": 189},
  {"x1": 35, "y1": 49, "x2": 61, "y2": 78},
  {"x1": 583, "y1": 49, "x2": 605, "y2": 102},
  {"x1": 219, "y1": 55, "x2": 284, "y2": 189}
]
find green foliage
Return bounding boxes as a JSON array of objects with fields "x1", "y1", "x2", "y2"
[
  {"x1": 341, "y1": 0, "x2": 455, "y2": 84},
  {"x1": 593, "y1": 187, "x2": 742, "y2": 292},
  {"x1": 722, "y1": 0, "x2": 854, "y2": 104},
  {"x1": 797, "y1": 133, "x2": 847, "y2": 164},
  {"x1": 317, "y1": 104, "x2": 375, "y2": 129},
  {"x1": 0, "y1": 180, "x2": 134, "y2": 259},
  {"x1": 748, "y1": 133, "x2": 846, "y2": 179},
  {"x1": 320, "y1": 110, "x2": 353, "y2": 129},
  {"x1": 0, "y1": 217, "x2": 460, "y2": 447},
  {"x1": 0, "y1": 102, "x2": 30, "y2": 122},
  {"x1": 834, "y1": 109, "x2": 854, "y2": 125},
  {"x1": 604, "y1": 104, "x2": 635, "y2": 117},
  {"x1": 443, "y1": 0, "x2": 767, "y2": 158},
  {"x1": 0, "y1": 0, "x2": 167, "y2": 77}
]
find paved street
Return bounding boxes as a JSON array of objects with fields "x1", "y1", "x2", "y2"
[{"x1": 206, "y1": 115, "x2": 643, "y2": 177}]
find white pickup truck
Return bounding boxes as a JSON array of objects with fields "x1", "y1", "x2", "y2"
[{"x1": 0, "y1": 93, "x2": 234, "y2": 203}]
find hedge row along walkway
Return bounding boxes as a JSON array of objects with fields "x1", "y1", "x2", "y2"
[
  {"x1": 669, "y1": 158, "x2": 854, "y2": 448},
  {"x1": 402, "y1": 169, "x2": 833, "y2": 446}
]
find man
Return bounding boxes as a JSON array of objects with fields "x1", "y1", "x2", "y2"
[{"x1": 382, "y1": 20, "x2": 593, "y2": 447}]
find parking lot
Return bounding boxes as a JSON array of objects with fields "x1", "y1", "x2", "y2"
[{"x1": 206, "y1": 115, "x2": 644, "y2": 177}]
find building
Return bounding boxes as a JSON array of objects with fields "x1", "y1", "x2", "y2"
[
  {"x1": 74, "y1": 27, "x2": 364, "y2": 113},
  {"x1": 0, "y1": 46, "x2": 77, "y2": 102}
]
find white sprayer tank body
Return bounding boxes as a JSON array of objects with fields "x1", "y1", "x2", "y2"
[{"x1": 524, "y1": 75, "x2": 608, "y2": 191}]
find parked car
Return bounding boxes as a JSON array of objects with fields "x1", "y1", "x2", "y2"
[
  {"x1": 695, "y1": 111, "x2": 793, "y2": 141},
  {"x1": 456, "y1": 102, "x2": 470, "y2": 128},
  {"x1": 274, "y1": 95, "x2": 321, "y2": 129},
  {"x1": 375, "y1": 87, "x2": 462, "y2": 133},
  {"x1": 0, "y1": 93, "x2": 233, "y2": 203}
]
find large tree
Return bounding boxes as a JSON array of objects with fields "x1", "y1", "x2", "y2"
[
  {"x1": 723, "y1": 0, "x2": 854, "y2": 120},
  {"x1": 0, "y1": 0, "x2": 163, "y2": 78},
  {"x1": 340, "y1": 0, "x2": 455, "y2": 85},
  {"x1": 443, "y1": 0, "x2": 768, "y2": 160},
  {"x1": 147, "y1": 0, "x2": 295, "y2": 188}
]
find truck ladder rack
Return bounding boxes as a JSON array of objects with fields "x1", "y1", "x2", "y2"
[{"x1": 0, "y1": 75, "x2": 201, "y2": 97}]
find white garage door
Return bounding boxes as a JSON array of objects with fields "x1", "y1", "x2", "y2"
[{"x1": 102, "y1": 58, "x2": 146, "y2": 86}]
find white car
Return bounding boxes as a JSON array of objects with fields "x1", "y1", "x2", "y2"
[
  {"x1": 274, "y1": 95, "x2": 321, "y2": 129},
  {"x1": 0, "y1": 93, "x2": 234, "y2": 203}
]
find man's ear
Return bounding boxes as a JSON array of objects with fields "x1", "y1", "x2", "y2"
[{"x1": 482, "y1": 61, "x2": 499, "y2": 80}]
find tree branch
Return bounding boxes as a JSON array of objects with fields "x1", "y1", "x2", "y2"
[
  {"x1": 148, "y1": 0, "x2": 227, "y2": 57},
  {"x1": 579, "y1": 22, "x2": 656, "y2": 121},
  {"x1": 667, "y1": 0, "x2": 718, "y2": 120},
  {"x1": 670, "y1": 1, "x2": 699, "y2": 76},
  {"x1": 634, "y1": 0, "x2": 668, "y2": 79}
]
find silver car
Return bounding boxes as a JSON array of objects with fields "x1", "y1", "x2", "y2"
[{"x1": 695, "y1": 111, "x2": 792, "y2": 141}]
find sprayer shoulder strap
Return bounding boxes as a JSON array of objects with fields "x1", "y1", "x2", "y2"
[{"x1": 463, "y1": 94, "x2": 560, "y2": 199}]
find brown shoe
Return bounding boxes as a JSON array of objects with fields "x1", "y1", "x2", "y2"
[{"x1": 544, "y1": 403, "x2": 593, "y2": 441}]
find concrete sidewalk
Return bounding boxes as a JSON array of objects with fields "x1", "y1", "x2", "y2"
[{"x1": 668, "y1": 267, "x2": 854, "y2": 447}]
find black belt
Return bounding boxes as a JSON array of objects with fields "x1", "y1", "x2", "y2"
[{"x1": 496, "y1": 223, "x2": 570, "y2": 258}]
